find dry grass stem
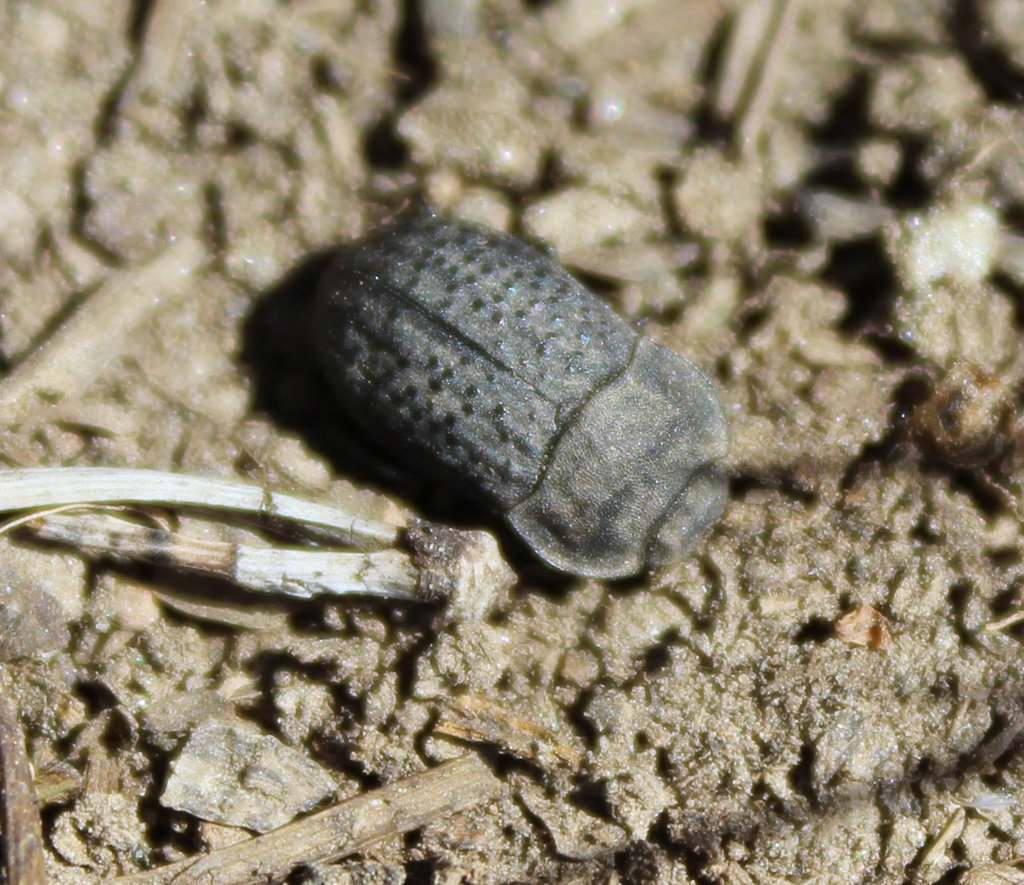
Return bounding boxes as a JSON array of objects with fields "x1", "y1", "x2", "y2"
[
  {"x1": 0, "y1": 467, "x2": 400, "y2": 548},
  {"x1": 28, "y1": 511, "x2": 420, "y2": 600},
  {"x1": 0, "y1": 668, "x2": 48, "y2": 885}
]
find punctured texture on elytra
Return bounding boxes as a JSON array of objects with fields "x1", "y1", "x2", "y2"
[{"x1": 315, "y1": 216, "x2": 728, "y2": 578}]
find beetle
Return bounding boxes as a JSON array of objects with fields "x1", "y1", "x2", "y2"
[{"x1": 314, "y1": 216, "x2": 728, "y2": 579}]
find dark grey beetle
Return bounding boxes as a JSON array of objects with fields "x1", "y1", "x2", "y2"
[{"x1": 315, "y1": 216, "x2": 728, "y2": 579}]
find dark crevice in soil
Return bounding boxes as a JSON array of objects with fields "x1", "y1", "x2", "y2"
[
  {"x1": 966, "y1": 711, "x2": 1024, "y2": 775},
  {"x1": 534, "y1": 149, "x2": 568, "y2": 198},
  {"x1": 654, "y1": 747, "x2": 675, "y2": 785},
  {"x1": 471, "y1": 743, "x2": 548, "y2": 788},
  {"x1": 222, "y1": 120, "x2": 259, "y2": 153},
  {"x1": 202, "y1": 181, "x2": 228, "y2": 259},
  {"x1": 764, "y1": 201, "x2": 814, "y2": 250},
  {"x1": 949, "y1": 580, "x2": 976, "y2": 647},
  {"x1": 949, "y1": 0, "x2": 1024, "y2": 104},
  {"x1": 100, "y1": 707, "x2": 137, "y2": 753},
  {"x1": 1002, "y1": 201, "x2": 1024, "y2": 233},
  {"x1": 908, "y1": 510, "x2": 944, "y2": 545},
  {"x1": 92, "y1": 69, "x2": 132, "y2": 145},
  {"x1": 862, "y1": 333, "x2": 919, "y2": 365},
  {"x1": 127, "y1": 0, "x2": 155, "y2": 45},
  {"x1": 240, "y1": 653, "x2": 337, "y2": 737},
  {"x1": 93, "y1": 0, "x2": 159, "y2": 144},
  {"x1": 402, "y1": 858, "x2": 436, "y2": 885},
  {"x1": 636, "y1": 633, "x2": 676, "y2": 676},
  {"x1": 395, "y1": 629, "x2": 435, "y2": 702},
  {"x1": 947, "y1": 468, "x2": 1012, "y2": 518},
  {"x1": 647, "y1": 815, "x2": 714, "y2": 882},
  {"x1": 689, "y1": 13, "x2": 735, "y2": 147},
  {"x1": 329, "y1": 678, "x2": 369, "y2": 725},
  {"x1": 990, "y1": 580, "x2": 1024, "y2": 619},
  {"x1": 180, "y1": 86, "x2": 209, "y2": 147},
  {"x1": 568, "y1": 776, "x2": 616, "y2": 822},
  {"x1": 661, "y1": 561, "x2": 721, "y2": 633},
  {"x1": 361, "y1": 0, "x2": 436, "y2": 171},
  {"x1": 728, "y1": 474, "x2": 818, "y2": 507},
  {"x1": 734, "y1": 297, "x2": 770, "y2": 338},
  {"x1": 565, "y1": 686, "x2": 598, "y2": 752},
  {"x1": 73, "y1": 679, "x2": 120, "y2": 717},
  {"x1": 412, "y1": 707, "x2": 442, "y2": 763},
  {"x1": 838, "y1": 376, "x2": 926, "y2": 493},
  {"x1": 512, "y1": 792, "x2": 562, "y2": 860},
  {"x1": 310, "y1": 733, "x2": 384, "y2": 791},
  {"x1": 803, "y1": 156, "x2": 867, "y2": 200},
  {"x1": 68, "y1": 161, "x2": 123, "y2": 265},
  {"x1": 988, "y1": 544, "x2": 1023, "y2": 575},
  {"x1": 138, "y1": 737, "x2": 206, "y2": 857},
  {"x1": 991, "y1": 270, "x2": 1024, "y2": 331},
  {"x1": 884, "y1": 136, "x2": 932, "y2": 209},
  {"x1": 363, "y1": 115, "x2": 410, "y2": 170},
  {"x1": 615, "y1": 840, "x2": 660, "y2": 885},
  {"x1": 792, "y1": 618, "x2": 833, "y2": 645},
  {"x1": 394, "y1": 0, "x2": 437, "y2": 105},
  {"x1": 788, "y1": 743, "x2": 820, "y2": 812},
  {"x1": 820, "y1": 236, "x2": 896, "y2": 337},
  {"x1": 309, "y1": 53, "x2": 344, "y2": 94},
  {"x1": 656, "y1": 167, "x2": 685, "y2": 241},
  {"x1": 750, "y1": 778, "x2": 788, "y2": 821},
  {"x1": 813, "y1": 71, "x2": 872, "y2": 146}
]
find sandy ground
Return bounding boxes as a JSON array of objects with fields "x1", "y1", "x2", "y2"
[{"x1": 2, "y1": 0, "x2": 1024, "y2": 882}]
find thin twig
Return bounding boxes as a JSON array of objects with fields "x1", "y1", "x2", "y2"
[
  {"x1": 115, "y1": 754, "x2": 500, "y2": 885},
  {"x1": 0, "y1": 667, "x2": 47, "y2": 885}
]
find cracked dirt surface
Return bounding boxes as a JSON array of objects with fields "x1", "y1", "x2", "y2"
[{"x1": 3, "y1": 0, "x2": 1024, "y2": 882}]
